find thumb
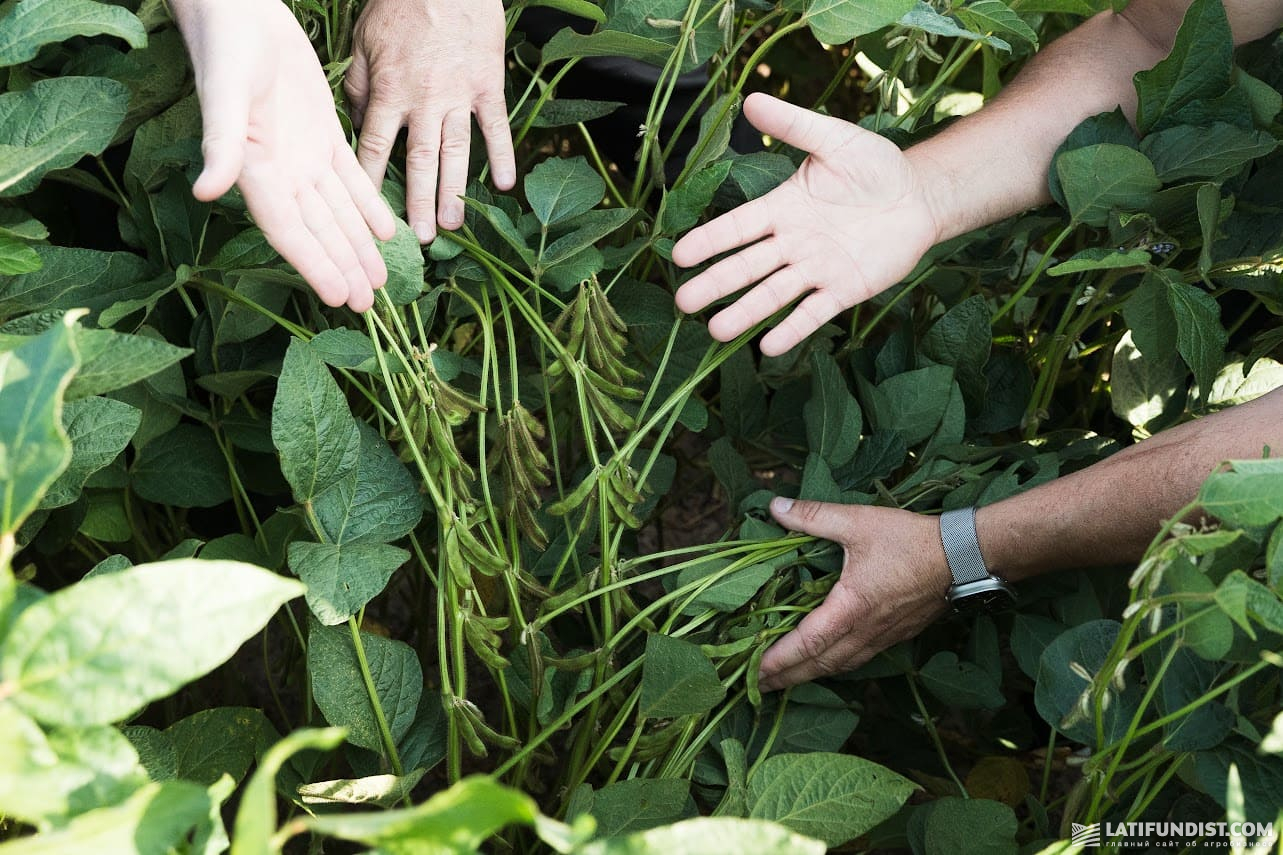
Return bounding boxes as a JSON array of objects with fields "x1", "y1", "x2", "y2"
[
  {"x1": 744, "y1": 92, "x2": 853, "y2": 156},
  {"x1": 192, "y1": 80, "x2": 250, "y2": 202},
  {"x1": 770, "y1": 496, "x2": 854, "y2": 544}
]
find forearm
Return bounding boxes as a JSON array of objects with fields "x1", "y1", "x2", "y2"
[{"x1": 976, "y1": 388, "x2": 1283, "y2": 581}]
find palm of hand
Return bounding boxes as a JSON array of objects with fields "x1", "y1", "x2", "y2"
[{"x1": 673, "y1": 95, "x2": 940, "y2": 356}]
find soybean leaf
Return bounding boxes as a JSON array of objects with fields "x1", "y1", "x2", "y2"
[
  {"x1": 1133, "y1": 0, "x2": 1234, "y2": 134},
  {"x1": 746, "y1": 752, "x2": 916, "y2": 846},
  {"x1": 1193, "y1": 738, "x2": 1283, "y2": 824},
  {"x1": 167, "y1": 707, "x2": 275, "y2": 788},
  {"x1": 1200, "y1": 459, "x2": 1283, "y2": 528},
  {"x1": 1056, "y1": 144, "x2": 1160, "y2": 227},
  {"x1": 660, "y1": 160, "x2": 732, "y2": 234},
  {"x1": 804, "y1": 350, "x2": 861, "y2": 468},
  {"x1": 308, "y1": 620, "x2": 422, "y2": 755},
  {"x1": 122, "y1": 726, "x2": 177, "y2": 782},
  {"x1": 954, "y1": 0, "x2": 1037, "y2": 49},
  {"x1": 0, "y1": 0, "x2": 146, "y2": 67},
  {"x1": 272, "y1": 338, "x2": 361, "y2": 503},
  {"x1": 520, "y1": 99, "x2": 625, "y2": 128},
  {"x1": 580, "y1": 818, "x2": 826, "y2": 855},
  {"x1": 0, "y1": 313, "x2": 78, "y2": 534},
  {"x1": 0, "y1": 703, "x2": 87, "y2": 823},
  {"x1": 0, "y1": 138, "x2": 79, "y2": 195},
  {"x1": 1152, "y1": 643, "x2": 1233, "y2": 751},
  {"x1": 542, "y1": 208, "x2": 638, "y2": 266},
  {"x1": 0, "y1": 781, "x2": 210, "y2": 855},
  {"x1": 866, "y1": 365, "x2": 954, "y2": 446},
  {"x1": 0, "y1": 76, "x2": 129, "y2": 196},
  {"x1": 541, "y1": 29, "x2": 674, "y2": 70},
  {"x1": 0, "y1": 233, "x2": 39, "y2": 274},
  {"x1": 311, "y1": 422, "x2": 424, "y2": 546},
  {"x1": 640, "y1": 633, "x2": 726, "y2": 719},
  {"x1": 0, "y1": 245, "x2": 151, "y2": 320},
  {"x1": 308, "y1": 328, "x2": 379, "y2": 372},
  {"x1": 1047, "y1": 247, "x2": 1150, "y2": 276},
  {"x1": 289, "y1": 541, "x2": 409, "y2": 626},
  {"x1": 920, "y1": 797, "x2": 1019, "y2": 855},
  {"x1": 40, "y1": 397, "x2": 139, "y2": 509},
  {"x1": 788, "y1": 0, "x2": 919, "y2": 44},
  {"x1": 920, "y1": 295, "x2": 991, "y2": 413},
  {"x1": 68, "y1": 328, "x2": 191, "y2": 399},
  {"x1": 232, "y1": 728, "x2": 346, "y2": 855},
  {"x1": 897, "y1": 3, "x2": 1011, "y2": 50},
  {"x1": 0, "y1": 560, "x2": 304, "y2": 727},
  {"x1": 380, "y1": 219, "x2": 425, "y2": 305},
  {"x1": 723, "y1": 152, "x2": 795, "y2": 203},
  {"x1": 675, "y1": 558, "x2": 774, "y2": 614},
  {"x1": 586, "y1": 778, "x2": 693, "y2": 838},
  {"x1": 919, "y1": 651, "x2": 1006, "y2": 710},
  {"x1": 525, "y1": 157, "x2": 605, "y2": 228},
  {"x1": 131, "y1": 424, "x2": 232, "y2": 508},
  {"x1": 304, "y1": 776, "x2": 540, "y2": 852},
  {"x1": 1164, "y1": 271, "x2": 1226, "y2": 397},
  {"x1": 298, "y1": 770, "x2": 427, "y2": 808},
  {"x1": 1140, "y1": 122, "x2": 1276, "y2": 183},
  {"x1": 604, "y1": 0, "x2": 724, "y2": 68},
  {"x1": 1034, "y1": 619, "x2": 1142, "y2": 746}
]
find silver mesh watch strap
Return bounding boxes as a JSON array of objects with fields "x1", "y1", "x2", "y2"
[{"x1": 939, "y1": 507, "x2": 990, "y2": 585}]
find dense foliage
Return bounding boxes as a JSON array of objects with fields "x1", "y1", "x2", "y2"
[{"x1": 1, "y1": 0, "x2": 1283, "y2": 851}]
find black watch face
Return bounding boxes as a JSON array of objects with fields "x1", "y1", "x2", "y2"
[{"x1": 953, "y1": 586, "x2": 1017, "y2": 613}]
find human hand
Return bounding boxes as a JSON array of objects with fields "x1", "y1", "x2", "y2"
[
  {"x1": 346, "y1": 0, "x2": 514, "y2": 244},
  {"x1": 757, "y1": 497, "x2": 951, "y2": 691},
  {"x1": 672, "y1": 93, "x2": 943, "y2": 357},
  {"x1": 174, "y1": 0, "x2": 396, "y2": 312}
]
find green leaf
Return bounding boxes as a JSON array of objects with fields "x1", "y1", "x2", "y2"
[
  {"x1": 528, "y1": 0, "x2": 607, "y2": 23},
  {"x1": 289, "y1": 541, "x2": 409, "y2": 625},
  {"x1": 1164, "y1": 272, "x2": 1226, "y2": 397},
  {"x1": 311, "y1": 422, "x2": 424, "y2": 546},
  {"x1": 298, "y1": 769, "x2": 427, "y2": 808},
  {"x1": 897, "y1": 3, "x2": 1011, "y2": 51},
  {"x1": 1034, "y1": 619, "x2": 1141, "y2": 746},
  {"x1": 522, "y1": 98, "x2": 625, "y2": 129},
  {"x1": 0, "y1": 781, "x2": 210, "y2": 855},
  {"x1": 304, "y1": 776, "x2": 540, "y2": 853},
  {"x1": 0, "y1": 77, "x2": 130, "y2": 196},
  {"x1": 0, "y1": 245, "x2": 151, "y2": 320},
  {"x1": 920, "y1": 797, "x2": 1019, "y2": 855},
  {"x1": 308, "y1": 620, "x2": 422, "y2": 755},
  {"x1": 660, "y1": 161, "x2": 732, "y2": 234},
  {"x1": 130, "y1": 424, "x2": 233, "y2": 508},
  {"x1": 747, "y1": 752, "x2": 916, "y2": 846},
  {"x1": 639, "y1": 633, "x2": 726, "y2": 719},
  {"x1": 272, "y1": 338, "x2": 362, "y2": 503},
  {"x1": 308, "y1": 328, "x2": 379, "y2": 373},
  {"x1": 380, "y1": 219, "x2": 426, "y2": 305},
  {"x1": 867, "y1": 365, "x2": 954, "y2": 446},
  {"x1": 1140, "y1": 122, "x2": 1276, "y2": 183},
  {"x1": 1193, "y1": 738, "x2": 1283, "y2": 824},
  {"x1": 167, "y1": 707, "x2": 274, "y2": 788},
  {"x1": 0, "y1": 559, "x2": 303, "y2": 727},
  {"x1": 1200, "y1": 460, "x2": 1283, "y2": 528},
  {"x1": 0, "y1": 313, "x2": 78, "y2": 534},
  {"x1": 920, "y1": 295, "x2": 991, "y2": 413},
  {"x1": 0, "y1": 138, "x2": 82, "y2": 195},
  {"x1": 0, "y1": 233, "x2": 39, "y2": 274},
  {"x1": 602, "y1": 0, "x2": 724, "y2": 68},
  {"x1": 0, "y1": 0, "x2": 145, "y2": 67},
  {"x1": 1047, "y1": 247, "x2": 1150, "y2": 277},
  {"x1": 580, "y1": 818, "x2": 826, "y2": 855},
  {"x1": 1209, "y1": 358, "x2": 1283, "y2": 407},
  {"x1": 723, "y1": 152, "x2": 795, "y2": 203},
  {"x1": 1133, "y1": 0, "x2": 1234, "y2": 134},
  {"x1": 803, "y1": 351, "x2": 861, "y2": 468},
  {"x1": 919, "y1": 651, "x2": 1006, "y2": 710},
  {"x1": 542, "y1": 208, "x2": 638, "y2": 266},
  {"x1": 792, "y1": 0, "x2": 919, "y2": 43},
  {"x1": 525, "y1": 156, "x2": 605, "y2": 228},
  {"x1": 676, "y1": 558, "x2": 774, "y2": 615},
  {"x1": 585, "y1": 779, "x2": 693, "y2": 838},
  {"x1": 40, "y1": 396, "x2": 139, "y2": 509},
  {"x1": 68, "y1": 328, "x2": 191, "y2": 399},
  {"x1": 1055, "y1": 144, "x2": 1160, "y2": 227},
  {"x1": 953, "y1": 0, "x2": 1037, "y2": 49},
  {"x1": 231, "y1": 728, "x2": 346, "y2": 855},
  {"x1": 540, "y1": 29, "x2": 675, "y2": 70}
]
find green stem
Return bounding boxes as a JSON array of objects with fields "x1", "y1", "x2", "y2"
[{"x1": 347, "y1": 616, "x2": 406, "y2": 778}]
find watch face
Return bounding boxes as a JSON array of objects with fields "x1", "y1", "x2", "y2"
[{"x1": 950, "y1": 579, "x2": 1017, "y2": 613}]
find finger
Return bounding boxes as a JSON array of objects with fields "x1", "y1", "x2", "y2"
[
  {"x1": 437, "y1": 108, "x2": 472, "y2": 230},
  {"x1": 334, "y1": 146, "x2": 397, "y2": 241},
  {"x1": 760, "y1": 289, "x2": 848, "y2": 357},
  {"x1": 404, "y1": 110, "x2": 441, "y2": 244},
  {"x1": 758, "y1": 592, "x2": 866, "y2": 691},
  {"x1": 297, "y1": 183, "x2": 373, "y2": 309},
  {"x1": 671, "y1": 197, "x2": 772, "y2": 268},
  {"x1": 769, "y1": 496, "x2": 856, "y2": 543},
  {"x1": 318, "y1": 172, "x2": 387, "y2": 293},
  {"x1": 241, "y1": 182, "x2": 349, "y2": 307},
  {"x1": 675, "y1": 238, "x2": 786, "y2": 316},
  {"x1": 355, "y1": 99, "x2": 404, "y2": 190},
  {"x1": 344, "y1": 46, "x2": 370, "y2": 126},
  {"x1": 476, "y1": 93, "x2": 516, "y2": 190},
  {"x1": 707, "y1": 266, "x2": 808, "y2": 342},
  {"x1": 743, "y1": 91, "x2": 854, "y2": 156},
  {"x1": 192, "y1": 75, "x2": 251, "y2": 201}
]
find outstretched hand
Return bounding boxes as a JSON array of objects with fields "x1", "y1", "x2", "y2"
[
  {"x1": 758, "y1": 498, "x2": 951, "y2": 691},
  {"x1": 346, "y1": 0, "x2": 514, "y2": 244},
  {"x1": 176, "y1": 0, "x2": 396, "y2": 312},
  {"x1": 673, "y1": 93, "x2": 942, "y2": 357}
]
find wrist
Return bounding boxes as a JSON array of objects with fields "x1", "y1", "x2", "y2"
[{"x1": 904, "y1": 142, "x2": 964, "y2": 246}]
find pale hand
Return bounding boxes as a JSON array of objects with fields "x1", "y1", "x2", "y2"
[
  {"x1": 673, "y1": 93, "x2": 942, "y2": 357},
  {"x1": 346, "y1": 0, "x2": 514, "y2": 243},
  {"x1": 175, "y1": 0, "x2": 396, "y2": 312},
  {"x1": 758, "y1": 498, "x2": 951, "y2": 691}
]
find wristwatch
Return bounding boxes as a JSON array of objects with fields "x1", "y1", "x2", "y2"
[{"x1": 939, "y1": 507, "x2": 1016, "y2": 612}]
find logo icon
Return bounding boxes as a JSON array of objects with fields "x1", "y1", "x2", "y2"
[{"x1": 1071, "y1": 822, "x2": 1101, "y2": 847}]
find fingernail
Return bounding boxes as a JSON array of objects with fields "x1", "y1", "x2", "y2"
[
  {"x1": 495, "y1": 169, "x2": 515, "y2": 188},
  {"x1": 771, "y1": 497, "x2": 794, "y2": 514},
  {"x1": 413, "y1": 222, "x2": 433, "y2": 243}
]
